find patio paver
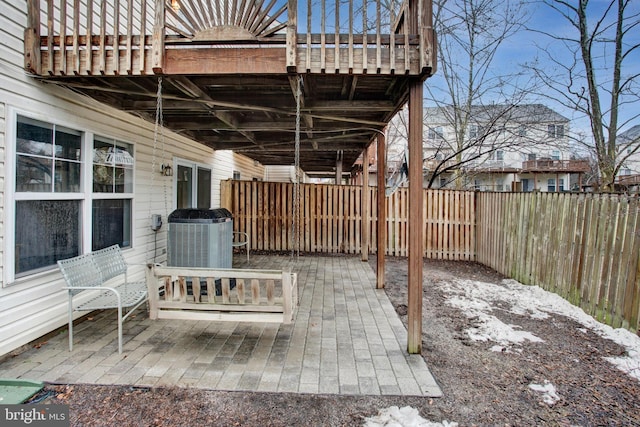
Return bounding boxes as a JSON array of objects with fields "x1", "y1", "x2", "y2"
[{"x1": 0, "y1": 255, "x2": 442, "y2": 397}]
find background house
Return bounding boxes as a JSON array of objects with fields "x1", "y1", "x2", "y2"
[
  {"x1": 421, "y1": 104, "x2": 590, "y2": 192},
  {"x1": 359, "y1": 104, "x2": 591, "y2": 192},
  {"x1": 615, "y1": 125, "x2": 640, "y2": 194}
]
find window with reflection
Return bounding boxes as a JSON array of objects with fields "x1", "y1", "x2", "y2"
[
  {"x1": 11, "y1": 115, "x2": 135, "y2": 280},
  {"x1": 16, "y1": 116, "x2": 81, "y2": 193},
  {"x1": 93, "y1": 137, "x2": 134, "y2": 193}
]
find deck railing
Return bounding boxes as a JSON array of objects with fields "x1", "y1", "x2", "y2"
[
  {"x1": 25, "y1": 0, "x2": 435, "y2": 76},
  {"x1": 522, "y1": 159, "x2": 591, "y2": 173}
]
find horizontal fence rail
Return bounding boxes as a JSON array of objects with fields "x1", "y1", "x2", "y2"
[{"x1": 221, "y1": 180, "x2": 475, "y2": 260}]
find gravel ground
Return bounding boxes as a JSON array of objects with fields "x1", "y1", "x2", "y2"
[{"x1": 27, "y1": 257, "x2": 640, "y2": 426}]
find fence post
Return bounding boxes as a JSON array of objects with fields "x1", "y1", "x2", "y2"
[
  {"x1": 362, "y1": 148, "x2": 370, "y2": 261},
  {"x1": 377, "y1": 132, "x2": 387, "y2": 288}
]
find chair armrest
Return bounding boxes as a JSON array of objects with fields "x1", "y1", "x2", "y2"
[{"x1": 232, "y1": 231, "x2": 249, "y2": 246}]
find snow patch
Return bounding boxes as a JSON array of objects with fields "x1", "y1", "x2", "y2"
[
  {"x1": 363, "y1": 406, "x2": 458, "y2": 427},
  {"x1": 437, "y1": 277, "x2": 640, "y2": 382},
  {"x1": 529, "y1": 380, "x2": 561, "y2": 406}
]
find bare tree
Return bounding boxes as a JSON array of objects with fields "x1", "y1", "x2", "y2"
[
  {"x1": 422, "y1": 0, "x2": 532, "y2": 188},
  {"x1": 529, "y1": 0, "x2": 640, "y2": 192}
]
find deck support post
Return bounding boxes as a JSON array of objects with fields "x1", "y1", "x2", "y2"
[
  {"x1": 286, "y1": 0, "x2": 298, "y2": 72},
  {"x1": 407, "y1": 78, "x2": 423, "y2": 354},
  {"x1": 152, "y1": 0, "x2": 165, "y2": 73},
  {"x1": 376, "y1": 131, "x2": 387, "y2": 289},
  {"x1": 24, "y1": 0, "x2": 41, "y2": 74},
  {"x1": 361, "y1": 146, "x2": 370, "y2": 262}
]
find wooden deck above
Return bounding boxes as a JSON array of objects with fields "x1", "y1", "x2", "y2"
[{"x1": 24, "y1": 0, "x2": 435, "y2": 172}]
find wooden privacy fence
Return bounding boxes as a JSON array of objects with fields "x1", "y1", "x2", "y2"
[
  {"x1": 476, "y1": 192, "x2": 640, "y2": 332},
  {"x1": 222, "y1": 180, "x2": 640, "y2": 332},
  {"x1": 221, "y1": 180, "x2": 475, "y2": 260}
]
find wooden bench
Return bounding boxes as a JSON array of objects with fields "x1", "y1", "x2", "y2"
[
  {"x1": 146, "y1": 265, "x2": 298, "y2": 324},
  {"x1": 57, "y1": 245, "x2": 148, "y2": 354}
]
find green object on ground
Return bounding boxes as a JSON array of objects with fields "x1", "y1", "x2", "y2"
[{"x1": 0, "y1": 379, "x2": 44, "y2": 404}]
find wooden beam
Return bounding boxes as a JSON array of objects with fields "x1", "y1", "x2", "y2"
[
  {"x1": 336, "y1": 150, "x2": 343, "y2": 185},
  {"x1": 286, "y1": 0, "x2": 298, "y2": 71},
  {"x1": 165, "y1": 48, "x2": 288, "y2": 74},
  {"x1": 362, "y1": 146, "x2": 370, "y2": 262},
  {"x1": 407, "y1": 78, "x2": 423, "y2": 354},
  {"x1": 306, "y1": 100, "x2": 395, "y2": 112},
  {"x1": 152, "y1": 0, "x2": 165, "y2": 73},
  {"x1": 377, "y1": 131, "x2": 386, "y2": 289},
  {"x1": 24, "y1": 0, "x2": 41, "y2": 74}
]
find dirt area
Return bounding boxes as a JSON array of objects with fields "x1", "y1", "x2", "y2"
[{"x1": 29, "y1": 257, "x2": 640, "y2": 426}]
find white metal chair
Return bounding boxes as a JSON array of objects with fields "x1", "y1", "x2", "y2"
[{"x1": 232, "y1": 231, "x2": 250, "y2": 261}]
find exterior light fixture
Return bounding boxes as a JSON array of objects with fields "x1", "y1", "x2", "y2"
[
  {"x1": 170, "y1": 0, "x2": 180, "y2": 12},
  {"x1": 161, "y1": 164, "x2": 173, "y2": 176}
]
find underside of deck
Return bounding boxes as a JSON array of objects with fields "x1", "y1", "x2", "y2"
[
  {"x1": 25, "y1": 0, "x2": 435, "y2": 173},
  {"x1": 43, "y1": 70, "x2": 415, "y2": 172}
]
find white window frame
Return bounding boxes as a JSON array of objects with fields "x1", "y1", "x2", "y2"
[
  {"x1": 548, "y1": 124, "x2": 564, "y2": 139},
  {"x1": 174, "y1": 158, "x2": 213, "y2": 210},
  {"x1": 4, "y1": 108, "x2": 135, "y2": 286},
  {"x1": 427, "y1": 126, "x2": 443, "y2": 140}
]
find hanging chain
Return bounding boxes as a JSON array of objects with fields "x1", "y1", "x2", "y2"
[
  {"x1": 149, "y1": 78, "x2": 161, "y2": 226},
  {"x1": 291, "y1": 75, "x2": 302, "y2": 260},
  {"x1": 158, "y1": 79, "x2": 170, "y2": 218}
]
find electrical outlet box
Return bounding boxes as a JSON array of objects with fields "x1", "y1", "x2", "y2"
[{"x1": 151, "y1": 214, "x2": 162, "y2": 231}]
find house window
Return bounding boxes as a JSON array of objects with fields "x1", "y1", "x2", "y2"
[
  {"x1": 548, "y1": 124, "x2": 564, "y2": 138},
  {"x1": 16, "y1": 116, "x2": 81, "y2": 193},
  {"x1": 469, "y1": 125, "x2": 482, "y2": 139},
  {"x1": 92, "y1": 199, "x2": 132, "y2": 251},
  {"x1": 528, "y1": 153, "x2": 537, "y2": 161},
  {"x1": 15, "y1": 200, "x2": 81, "y2": 276},
  {"x1": 10, "y1": 114, "x2": 134, "y2": 280},
  {"x1": 547, "y1": 178, "x2": 556, "y2": 192},
  {"x1": 176, "y1": 160, "x2": 212, "y2": 209},
  {"x1": 233, "y1": 170, "x2": 241, "y2": 180},
  {"x1": 427, "y1": 127, "x2": 443, "y2": 140},
  {"x1": 518, "y1": 126, "x2": 527, "y2": 137},
  {"x1": 496, "y1": 150, "x2": 504, "y2": 161},
  {"x1": 93, "y1": 137, "x2": 134, "y2": 193},
  {"x1": 559, "y1": 178, "x2": 565, "y2": 192},
  {"x1": 92, "y1": 136, "x2": 134, "y2": 251},
  {"x1": 551, "y1": 150, "x2": 560, "y2": 160}
]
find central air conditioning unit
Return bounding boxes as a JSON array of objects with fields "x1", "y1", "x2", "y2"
[{"x1": 167, "y1": 208, "x2": 233, "y2": 268}]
